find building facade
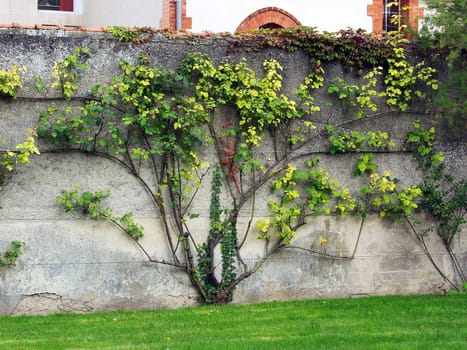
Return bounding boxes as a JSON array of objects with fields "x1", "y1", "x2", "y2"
[
  {"x1": 0, "y1": 0, "x2": 164, "y2": 28},
  {"x1": 189, "y1": 0, "x2": 424, "y2": 33},
  {"x1": 0, "y1": 0, "x2": 423, "y2": 32}
]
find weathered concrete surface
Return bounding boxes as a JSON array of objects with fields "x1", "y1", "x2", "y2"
[{"x1": 0, "y1": 28, "x2": 465, "y2": 315}]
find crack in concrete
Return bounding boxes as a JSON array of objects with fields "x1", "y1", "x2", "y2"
[{"x1": 11, "y1": 292, "x2": 94, "y2": 315}]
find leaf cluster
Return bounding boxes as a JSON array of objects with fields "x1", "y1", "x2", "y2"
[
  {"x1": 360, "y1": 171, "x2": 423, "y2": 219},
  {"x1": 197, "y1": 166, "x2": 238, "y2": 304},
  {"x1": 406, "y1": 120, "x2": 467, "y2": 248},
  {"x1": 257, "y1": 159, "x2": 356, "y2": 244},
  {"x1": 0, "y1": 241, "x2": 24, "y2": 267},
  {"x1": 229, "y1": 27, "x2": 392, "y2": 71},
  {"x1": 0, "y1": 65, "x2": 26, "y2": 98},
  {"x1": 327, "y1": 126, "x2": 395, "y2": 155},
  {"x1": 106, "y1": 26, "x2": 155, "y2": 44},
  {"x1": 51, "y1": 47, "x2": 91, "y2": 100},
  {"x1": 57, "y1": 185, "x2": 144, "y2": 241},
  {"x1": 0, "y1": 129, "x2": 40, "y2": 192}
]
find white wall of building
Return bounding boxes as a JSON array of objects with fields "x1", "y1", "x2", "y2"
[
  {"x1": 0, "y1": 1, "x2": 385, "y2": 33},
  {"x1": 84, "y1": 0, "x2": 162, "y2": 28},
  {"x1": 187, "y1": 0, "x2": 373, "y2": 33},
  {"x1": 0, "y1": 0, "x2": 163, "y2": 28},
  {"x1": 0, "y1": 0, "x2": 84, "y2": 26}
]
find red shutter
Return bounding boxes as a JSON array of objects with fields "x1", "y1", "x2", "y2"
[{"x1": 60, "y1": 0, "x2": 74, "y2": 12}]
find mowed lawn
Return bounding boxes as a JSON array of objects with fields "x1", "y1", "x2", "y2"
[{"x1": 0, "y1": 295, "x2": 465, "y2": 349}]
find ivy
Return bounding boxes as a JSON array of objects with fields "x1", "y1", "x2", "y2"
[
  {"x1": 360, "y1": 171, "x2": 423, "y2": 219},
  {"x1": 296, "y1": 60, "x2": 325, "y2": 115},
  {"x1": 1, "y1": 129, "x2": 40, "y2": 192},
  {"x1": 406, "y1": 121, "x2": 466, "y2": 249},
  {"x1": 182, "y1": 53, "x2": 301, "y2": 154},
  {"x1": 405, "y1": 120, "x2": 440, "y2": 163},
  {"x1": 0, "y1": 65, "x2": 26, "y2": 98},
  {"x1": 106, "y1": 26, "x2": 155, "y2": 44},
  {"x1": 325, "y1": 29, "x2": 438, "y2": 117},
  {"x1": 327, "y1": 126, "x2": 395, "y2": 155},
  {"x1": 383, "y1": 46, "x2": 438, "y2": 111},
  {"x1": 0, "y1": 241, "x2": 24, "y2": 267},
  {"x1": 327, "y1": 77, "x2": 360, "y2": 112},
  {"x1": 0, "y1": 131, "x2": 38, "y2": 268},
  {"x1": 197, "y1": 166, "x2": 238, "y2": 304},
  {"x1": 27, "y1": 24, "x2": 464, "y2": 304},
  {"x1": 52, "y1": 47, "x2": 91, "y2": 100},
  {"x1": 354, "y1": 153, "x2": 377, "y2": 176},
  {"x1": 404, "y1": 120, "x2": 466, "y2": 287},
  {"x1": 257, "y1": 159, "x2": 356, "y2": 244},
  {"x1": 177, "y1": 52, "x2": 309, "y2": 178},
  {"x1": 229, "y1": 27, "x2": 392, "y2": 72},
  {"x1": 57, "y1": 185, "x2": 144, "y2": 241}
]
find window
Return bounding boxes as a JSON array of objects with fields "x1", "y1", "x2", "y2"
[
  {"x1": 368, "y1": 0, "x2": 423, "y2": 34},
  {"x1": 38, "y1": 0, "x2": 73, "y2": 12},
  {"x1": 259, "y1": 23, "x2": 283, "y2": 30},
  {"x1": 383, "y1": 0, "x2": 400, "y2": 32}
]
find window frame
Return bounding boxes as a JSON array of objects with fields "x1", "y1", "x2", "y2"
[
  {"x1": 37, "y1": 0, "x2": 83, "y2": 14},
  {"x1": 383, "y1": 0, "x2": 401, "y2": 32}
]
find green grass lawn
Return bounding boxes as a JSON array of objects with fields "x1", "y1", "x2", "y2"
[{"x1": 0, "y1": 294, "x2": 465, "y2": 349}]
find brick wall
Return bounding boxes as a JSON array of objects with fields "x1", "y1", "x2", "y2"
[{"x1": 160, "y1": 0, "x2": 192, "y2": 31}]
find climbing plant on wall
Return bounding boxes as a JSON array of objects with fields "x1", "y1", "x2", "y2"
[
  {"x1": 31, "y1": 22, "x2": 466, "y2": 305},
  {"x1": 1, "y1": 22, "x2": 464, "y2": 302},
  {"x1": 0, "y1": 130, "x2": 39, "y2": 266},
  {"x1": 0, "y1": 66, "x2": 38, "y2": 267},
  {"x1": 0, "y1": 66, "x2": 26, "y2": 99}
]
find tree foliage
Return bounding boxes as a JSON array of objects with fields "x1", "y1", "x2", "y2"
[
  {"x1": 420, "y1": 0, "x2": 466, "y2": 67},
  {"x1": 419, "y1": 0, "x2": 466, "y2": 130}
]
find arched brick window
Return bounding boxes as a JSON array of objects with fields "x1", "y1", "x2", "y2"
[
  {"x1": 235, "y1": 7, "x2": 301, "y2": 33},
  {"x1": 368, "y1": 0, "x2": 424, "y2": 32}
]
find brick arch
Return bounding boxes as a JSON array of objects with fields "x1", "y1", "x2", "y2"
[{"x1": 235, "y1": 7, "x2": 301, "y2": 33}]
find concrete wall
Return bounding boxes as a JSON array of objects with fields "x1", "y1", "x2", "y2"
[{"x1": 0, "y1": 28, "x2": 465, "y2": 315}]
